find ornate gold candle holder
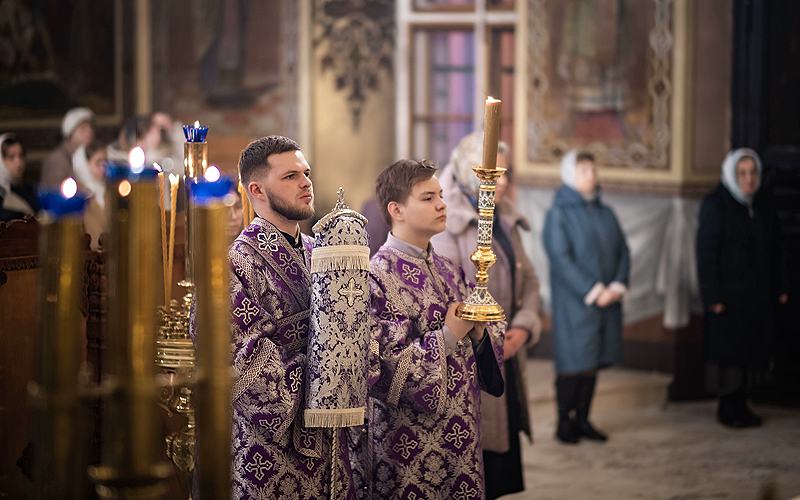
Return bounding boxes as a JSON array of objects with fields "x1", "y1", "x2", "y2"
[
  {"x1": 155, "y1": 297, "x2": 196, "y2": 474},
  {"x1": 456, "y1": 96, "x2": 506, "y2": 322},
  {"x1": 455, "y1": 165, "x2": 507, "y2": 322},
  {"x1": 150, "y1": 122, "x2": 210, "y2": 476}
]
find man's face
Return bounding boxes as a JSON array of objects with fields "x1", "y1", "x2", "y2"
[
  {"x1": 394, "y1": 175, "x2": 447, "y2": 238},
  {"x1": 259, "y1": 150, "x2": 314, "y2": 221}
]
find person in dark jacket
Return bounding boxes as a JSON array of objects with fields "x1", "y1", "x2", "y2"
[
  {"x1": 696, "y1": 148, "x2": 789, "y2": 428},
  {"x1": 542, "y1": 150, "x2": 630, "y2": 444}
]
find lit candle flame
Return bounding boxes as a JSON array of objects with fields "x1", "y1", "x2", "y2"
[
  {"x1": 118, "y1": 180, "x2": 132, "y2": 197},
  {"x1": 61, "y1": 177, "x2": 78, "y2": 199},
  {"x1": 153, "y1": 162, "x2": 162, "y2": 173},
  {"x1": 486, "y1": 96, "x2": 501, "y2": 103},
  {"x1": 168, "y1": 173, "x2": 180, "y2": 186},
  {"x1": 129, "y1": 146, "x2": 145, "y2": 174},
  {"x1": 204, "y1": 165, "x2": 221, "y2": 182},
  {"x1": 194, "y1": 120, "x2": 200, "y2": 129}
]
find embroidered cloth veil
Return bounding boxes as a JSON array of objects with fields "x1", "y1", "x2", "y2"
[{"x1": 304, "y1": 188, "x2": 371, "y2": 428}]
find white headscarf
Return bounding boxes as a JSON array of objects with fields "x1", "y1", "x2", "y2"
[
  {"x1": 721, "y1": 147, "x2": 761, "y2": 206},
  {"x1": 62, "y1": 107, "x2": 95, "y2": 138},
  {"x1": 445, "y1": 131, "x2": 510, "y2": 198},
  {"x1": 560, "y1": 149, "x2": 578, "y2": 189},
  {"x1": 0, "y1": 133, "x2": 11, "y2": 197},
  {"x1": 72, "y1": 145, "x2": 106, "y2": 208}
]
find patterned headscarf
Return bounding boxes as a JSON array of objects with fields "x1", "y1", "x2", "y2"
[
  {"x1": 721, "y1": 147, "x2": 762, "y2": 206},
  {"x1": 446, "y1": 131, "x2": 510, "y2": 198}
]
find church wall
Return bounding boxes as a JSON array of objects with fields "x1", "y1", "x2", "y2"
[
  {"x1": 310, "y1": 70, "x2": 396, "y2": 216},
  {"x1": 307, "y1": 2, "x2": 397, "y2": 216}
]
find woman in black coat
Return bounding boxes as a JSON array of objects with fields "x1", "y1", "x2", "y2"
[{"x1": 696, "y1": 148, "x2": 788, "y2": 428}]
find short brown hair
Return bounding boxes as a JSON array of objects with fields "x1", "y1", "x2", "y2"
[
  {"x1": 238, "y1": 135, "x2": 301, "y2": 184},
  {"x1": 576, "y1": 151, "x2": 595, "y2": 163},
  {"x1": 375, "y1": 159, "x2": 437, "y2": 225}
]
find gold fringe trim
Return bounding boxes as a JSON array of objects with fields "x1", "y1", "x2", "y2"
[
  {"x1": 303, "y1": 407, "x2": 365, "y2": 428},
  {"x1": 310, "y1": 245, "x2": 370, "y2": 273}
]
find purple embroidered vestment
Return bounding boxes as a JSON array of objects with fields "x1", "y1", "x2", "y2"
[
  {"x1": 351, "y1": 237, "x2": 505, "y2": 500},
  {"x1": 228, "y1": 217, "x2": 354, "y2": 499}
]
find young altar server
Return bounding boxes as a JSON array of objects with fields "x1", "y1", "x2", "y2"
[{"x1": 352, "y1": 159, "x2": 505, "y2": 499}]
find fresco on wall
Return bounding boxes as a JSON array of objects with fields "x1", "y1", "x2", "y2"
[
  {"x1": 526, "y1": 0, "x2": 673, "y2": 169},
  {"x1": 0, "y1": 0, "x2": 120, "y2": 123},
  {"x1": 153, "y1": 0, "x2": 299, "y2": 137}
]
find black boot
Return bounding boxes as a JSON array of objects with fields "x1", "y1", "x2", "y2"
[
  {"x1": 574, "y1": 375, "x2": 608, "y2": 442},
  {"x1": 717, "y1": 393, "x2": 748, "y2": 428},
  {"x1": 737, "y1": 395, "x2": 763, "y2": 427},
  {"x1": 555, "y1": 377, "x2": 580, "y2": 444}
]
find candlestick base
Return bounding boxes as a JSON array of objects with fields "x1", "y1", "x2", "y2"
[{"x1": 456, "y1": 286, "x2": 506, "y2": 322}]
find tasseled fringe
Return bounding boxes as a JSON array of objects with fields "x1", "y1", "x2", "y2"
[
  {"x1": 304, "y1": 407, "x2": 365, "y2": 428},
  {"x1": 311, "y1": 245, "x2": 370, "y2": 273}
]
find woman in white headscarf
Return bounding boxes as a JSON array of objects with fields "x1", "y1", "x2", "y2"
[
  {"x1": 431, "y1": 132, "x2": 542, "y2": 499},
  {"x1": 72, "y1": 139, "x2": 108, "y2": 249},
  {"x1": 0, "y1": 133, "x2": 38, "y2": 222},
  {"x1": 542, "y1": 150, "x2": 630, "y2": 444},
  {"x1": 696, "y1": 148, "x2": 789, "y2": 428}
]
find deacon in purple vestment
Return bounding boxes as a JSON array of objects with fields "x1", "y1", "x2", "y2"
[
  {"x1": 225, "y1": 136, "x2": 355, "y2": 499},
  {"x1": 350, "y1": 160, "x2": 505, "y2": 500}
]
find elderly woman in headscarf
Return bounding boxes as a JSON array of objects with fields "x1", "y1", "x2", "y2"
[
  {"x1": 542, "y1": 150, "x2": 630, "y2": 445},
  {"x1": 0, "y1": 133, "x2": 38, "y2": 221},
  {"x1": 72, "y1": 139, "x2": 109, "y2": 249},
  {"x1": 696, "y1": 148, "x2": 789, "y2": 428},
  {"x1": 431, "y1": 132, "x2": 542, "y2": 499},
  {"x1": 40, "y1": 107, "x2": 95, "y2": 189}
]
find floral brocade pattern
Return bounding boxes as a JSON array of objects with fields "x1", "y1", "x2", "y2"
[
  {"x1": 305, "y1": 212, "x2": 371, "y2": 425},
  {"x1": 227, "y1": 217, "x2": 355, "y2": 499},
  {"x1": 350, "y1": 246, "x2": 505, "y2": 499}
]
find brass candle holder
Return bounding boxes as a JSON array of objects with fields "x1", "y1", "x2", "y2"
[
  {"x1": 456, "y1": 96, "x2": 506, "y2": 322},
  {"x1": 30, "y1": 182, "x2": 88, "y2": 499},
  {"x1": 89, "y1": 167, "x2": 172, "y2": 499},
  {"x1": 180, "y1": 123, "x2": 208, "y2": 288},
  {"x1": 156, "y1": 296, "x2": 196, "y2": 474},
  {"x1": 190, "y1": 176, "x2": 234, "y2": 498},
  {"x1": 455, "y1": 165, "x2": 507, "y2": 322},
  {"x1": 152, "y1": 122, "x2": 209, "y2": 478}
]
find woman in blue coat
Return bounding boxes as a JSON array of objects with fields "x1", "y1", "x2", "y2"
[{"x1": 542, "y1": 150, "x2": 630, "y2": 444}]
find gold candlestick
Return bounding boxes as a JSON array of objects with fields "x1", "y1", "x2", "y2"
[
  {"x1": 181, "y1": 123, "x2": 208, "y2": 288},
  {"x1": 191, "y1": 176, "x2": 233, "y2": 498},
  {"x1": 31, "y1": 179, "x2": 87, "y2": 499},
  {"x1": 90, "y1": 167, "x2": 171, "y2": 498},
  {"x1": 456, "y1": 97, "x2": 506, "y2": 322}
]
